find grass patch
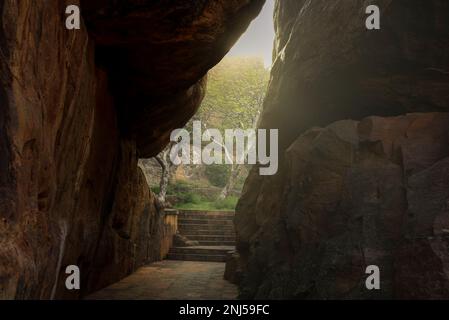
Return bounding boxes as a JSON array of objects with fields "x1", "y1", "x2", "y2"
[
  {"x1": 214, "y1": 196, "x2": 239, "y2": 210},
  {"x1": 174, "y1": 196, "x2": 238, "y2": 211},
  {"x1": 157, "y1": 180, "x2": 238, "y2": 211}
]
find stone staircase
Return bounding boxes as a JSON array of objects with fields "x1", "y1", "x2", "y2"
[{"x1": 166, "y1": 210, "x2": 235, "y2": 262}]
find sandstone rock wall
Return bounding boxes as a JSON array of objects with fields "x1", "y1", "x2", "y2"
[
  {"x1": 81, "y1": 0, "x2": 266, "y2": 157},
  {"x1": 263, "y1": 0, "x2": 449, "y2": 151},
  {"x1": 0, "y1": 0, "x2": 263, "y2": 299},
  {"x1": 233, "y1": 0, "x2": 449, "y2": 299},
  {"x1": 236, "y1": 113, "x2": 449, "y2": 299}
]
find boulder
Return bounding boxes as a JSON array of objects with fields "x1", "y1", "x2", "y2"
[
  {"x1": 263, "y1": 0, "x2": 449, "y2": 151},
  {"x1": 233, "y1": 0, "x2": 449, "y2": 300},
  {"x1": 235, "y1": 113, "x2": 449, "y2": 299}
]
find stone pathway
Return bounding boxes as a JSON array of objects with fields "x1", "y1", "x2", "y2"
[{"x1": 87, "y1": 260, "x2": 237, "y2": 300}]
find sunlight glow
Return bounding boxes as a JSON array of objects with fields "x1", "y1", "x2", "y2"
[{"x1": 227, "y1": 0, "x2": 275, "y2": 68}]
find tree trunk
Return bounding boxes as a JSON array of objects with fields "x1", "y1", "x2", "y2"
[
  {"x1": 155, "y1": 147, "x2": 172, "y2": 204},
  {"x1": 219, "y1": 165, "x2": 242, "y2": 200},
  {"x1": 153, "y1": 141, "x2": 177, "y2": 205}
]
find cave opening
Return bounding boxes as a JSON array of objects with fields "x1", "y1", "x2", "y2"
[
  {"x1": 139, "y1": 0, "x2": 275, "y2": 212},
  {"x1": 87, "y1": 0, "x2": 275, "y2": 300},
  {"x1": 0, "y1": 0, "x2": 274, "y2": 299},
  {"x1": 3, "y1": 0, "x2": 449, "y2": 302}
]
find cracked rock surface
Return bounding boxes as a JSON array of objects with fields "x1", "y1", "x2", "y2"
[
  {"x1": 0, "y1": 0, "x2": 263, "y2": 299},
  {"x1": 232, "y1": 0, "x2": 449, "y2": 299}
]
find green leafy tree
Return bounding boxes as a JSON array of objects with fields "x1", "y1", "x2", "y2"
[
  {"x1": 197, "y1": 57, "x2": 269, "y2": 199},
  {"x1": 152, "y1": 56, "x2": 269, "y2": 205},
  {"x1": 197, "y1": 56, "x2": 269, "y2": 130}
]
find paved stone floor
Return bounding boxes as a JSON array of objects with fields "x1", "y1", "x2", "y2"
[{"x1": 87, "y1": 260, "x2": 237, "y2": 300}]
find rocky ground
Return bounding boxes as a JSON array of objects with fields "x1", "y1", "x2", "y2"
[{"x1": 87, "y1": 260, "x2": 237, "y2": 300}]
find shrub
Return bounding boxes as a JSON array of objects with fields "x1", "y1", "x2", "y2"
[
  {"x1": 176, "y1": 192, "x2": 193, "y2": 204},
  {"x1": 190, "y1": 193, "x2": 202, "y2": 204},
  {"x1": 205, "y1": 164, "x2": 230, "y2": 187},
  {"x1": 175, "y1": 191, "x2": 203, "y2": 205},
  {"x1": 150, "y1": 185, "x2": 160, "y2": 194},
  {"x1": 167, "y1": 180, "x2": 191, "y2": 194},
  {"x1": 214, "y1": 196, "x2": 238, "y2": 210}
]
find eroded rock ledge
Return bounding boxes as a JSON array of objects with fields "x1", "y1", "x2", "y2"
[
  {"x1": 0, "y1": 0, "x2": 263, "y2": 299},
  {"x1": 232, "y1": 0, "x2": 449, "y2": 299},
  {"x1": 81, "y1": 0, "x2": 265, "y2": 157},
  {"x1": 235, "y1": 113, "x2": 449, "y2": 299}
]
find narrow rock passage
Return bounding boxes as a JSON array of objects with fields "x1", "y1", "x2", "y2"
[{"x1": 87, "y1": 260, "x2": 237, "y2": 300}]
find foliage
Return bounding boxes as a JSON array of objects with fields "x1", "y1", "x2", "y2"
[
  {"x1": 175, "y1": 202, "x2": 219, "y2": 211},
  {"x1": 174, "y1": 197, "x2": 238, "y2": 211},
  {"x1": 193, "y1": 56, "x2": 269, "y2": 191},
  {"x1": 152, "y1": 56, "x2": 269, "y2": 205},
  {"x1": 166, "y1": 180, "x2": 238, "y2": 211},
  {"x1": 167, "y1": 180, "x2": 191, "y2": 194},
  {"x1": 214, "y1": 196, "x2": 239, "y2": 210},
  {"x1": 195, "y1": 56, "x2": 269, "y2": 131},
  {"x1": 205, "y1": 164, "x2": 231, "y2": 188},
  {"x1": 166, "y1": 181, "x2": 201, "y2": 204}
]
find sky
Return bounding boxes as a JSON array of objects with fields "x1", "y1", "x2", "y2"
[{"x1": 227, "y1": 0, "x2": 275, "y2": 68}]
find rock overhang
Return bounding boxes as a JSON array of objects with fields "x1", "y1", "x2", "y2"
[{"x1": 80, "y1": 0, "x2": 266, "y2": 157}]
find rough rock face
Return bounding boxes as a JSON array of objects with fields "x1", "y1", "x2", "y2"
[
  {"x1": 81, "y1": 0, "x2": 265, "y2": 157},
  {"x1": 0, "y1": 0, "x2": 263, "y2": 299},
  {"x1": 236, "y1": 113, "x2": 449, "y2": 299},
  {"x1": 263, "y1": 0, "x2": 449, "y2": 151},
  {"x1": 233, "y1": 0, "x2": 449, "y2": 299}
]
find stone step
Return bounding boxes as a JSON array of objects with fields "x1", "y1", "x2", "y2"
[
  {"x1": 178, "y1": 218, "x2": 234, "y2": 226},
  {"x1": 169, "y1": 246, "x2": 234, "y2": 255},
  {"x1": 196, "y1": 240, "x2": 236, "y2": 246},
  {"x1": 178, "y1": 215, "x2": 234, "y2": 221},
  {"x1": 179, "y1": 211, "x2": 235, "y2": 219},
  {"x1": 168, "y1": 210, "x2": 236, "y2": 262},
  {"x1": 178, "y1": 224, "x2": 234, "y2": 231},
  {"x1": 166, "y1": 245, "x2": 235, "y2": 262},
  {"x1": 166, "y1": 253, "x2": 227, "y2": 262},
  {"x1": 181, "y1": 229, "x2": 236, "y2": 236},
  {"x1": 184, "y1": 235, "x2": 236, "y2": 241}
]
